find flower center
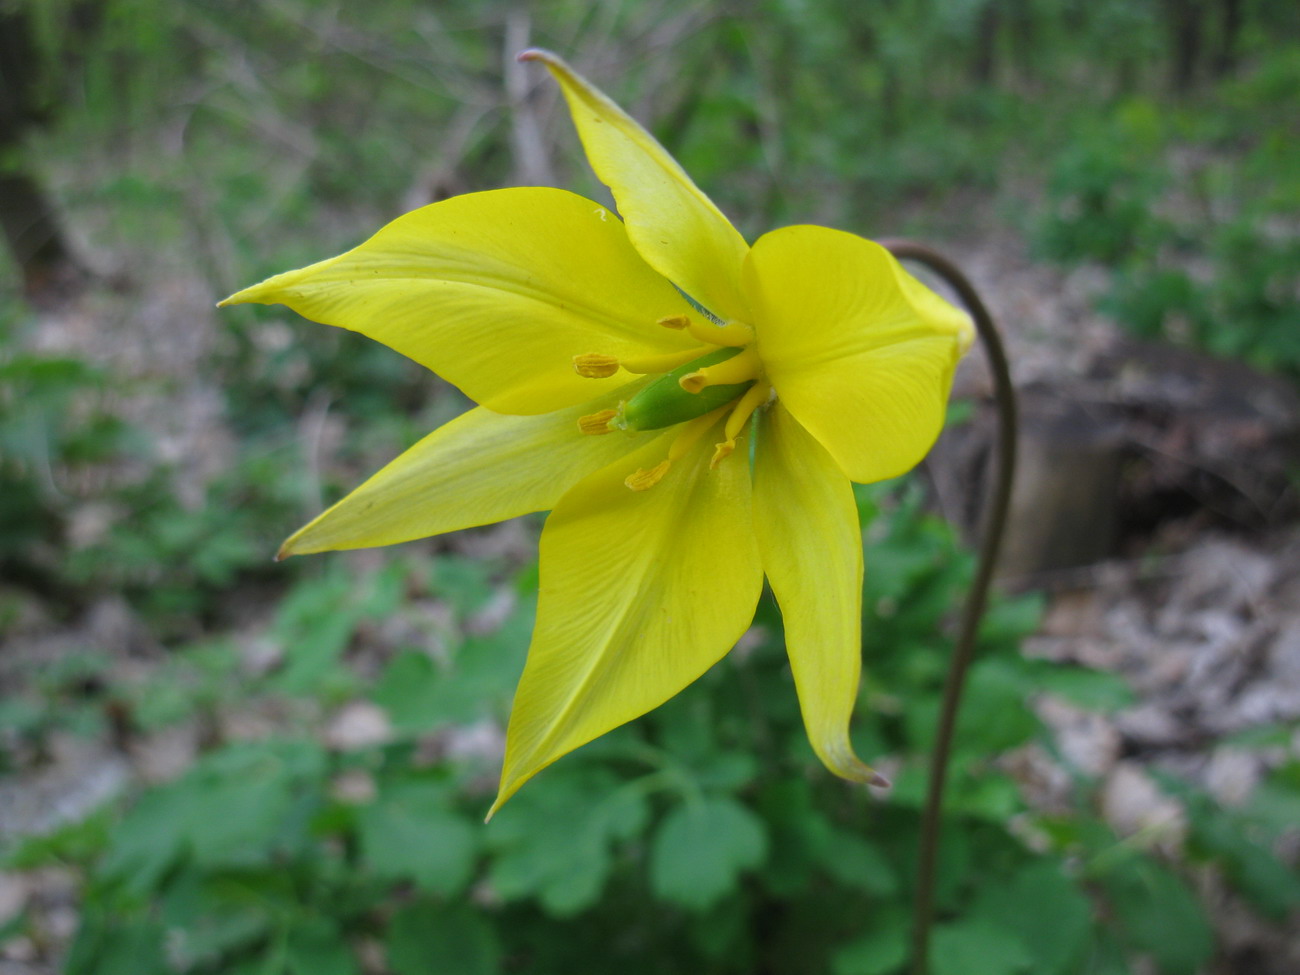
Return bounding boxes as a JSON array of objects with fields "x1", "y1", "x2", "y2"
[{"x1": 572, "y1": 315, "x2": 772, "y2": 490}]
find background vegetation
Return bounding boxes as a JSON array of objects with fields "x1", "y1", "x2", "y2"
[{"x1": 1, "y1": 1, "x2": 1298, "y2": 973}]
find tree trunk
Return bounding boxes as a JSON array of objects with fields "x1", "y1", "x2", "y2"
[
  {"x1": 1165, "y1": 0, "x2": 1205, "y2": 93},
  {"x1": 0, "y1": 7, "x2": 84, "y2": 303}
]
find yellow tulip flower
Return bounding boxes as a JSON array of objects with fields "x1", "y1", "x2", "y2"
[{"x1": 221, "y1": 50, "x2": 973, "y2": 817}]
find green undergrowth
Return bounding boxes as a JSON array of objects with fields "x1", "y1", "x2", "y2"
[
  {"x1": 6, "y1": 487, "x2": 1299, "y2": 975},
  {"x1": 1032, "y1": 41, "x2": 1300, "y2": 375},
  {"x1": 3, "y1": 3, "x2": 1299, "y2": 973}
]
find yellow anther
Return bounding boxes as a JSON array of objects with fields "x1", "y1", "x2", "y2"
[
  {"x1": 710, "y1": 440, "x2": 735, "y2": 469},
  {"x1": 619, "y1": 347, "x2": 710, "y2": 375},
  {"x1": 680, "y1": 346, "x2": 761, "y2": 394},
  {"x1": 573, "y1": 353, "x2": 620, "y2": 378},
  {"x1": 625, "y1": 460, "x2": 670, "y2": 492},
  {"x1": 658, "y1": 314, "x2": 691, "y2": 330},
  {"x1": 578, "y1": 409, "x2": 618, "y2": 435}
]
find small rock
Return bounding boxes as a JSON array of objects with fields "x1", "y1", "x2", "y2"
[
  {"x1": 1101, "y1": 762, "x2": 1186, "y2": 849},
  {"x1": 324, "y1": 702, "x2": 392, "y2": 751},
  {"x1": 0, "y1": 874, "x2": 27, "y2": 927}
]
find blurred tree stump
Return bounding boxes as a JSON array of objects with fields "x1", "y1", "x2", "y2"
[{"x1": 933, "y1": 337, "x2": 1300, "y2": 582}]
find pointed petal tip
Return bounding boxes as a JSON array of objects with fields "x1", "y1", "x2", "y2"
[
  {"x1": 516, "y1": 47, "x2": 555, "y2": 65},
  {"x1": 484, "y1": 777, "x2": 521, "y2": 822},
  {"x1": 868, "y1": 770, "x2": 892, "y2": 790},
  {"x1": 216, "y1": 282, "x2": 268, "y2": 308}
]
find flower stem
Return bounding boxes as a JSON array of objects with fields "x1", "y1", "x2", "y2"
[{"x1": 880, "y1": 240, "x2": 1019, "y2": 975}]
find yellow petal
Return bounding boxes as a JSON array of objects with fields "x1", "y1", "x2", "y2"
[
  {"x1": 754, "y1": 404, "x2": 883, "y2": 785},
  {"x1": 490, "y1": 425, "x2": 763, "y2": 816},
  {"x1": 521, "y1": 49, "x2": 752, "y2": 324},
  {"x1": 280, "y1": 385, "x2": 657, "y2": 557},
  {"x1": 744, "y1": 225, "x2": 973, "y2": 483},
  {"x1": 221, "y1": 188, "x2": 695, "y2": 415}
]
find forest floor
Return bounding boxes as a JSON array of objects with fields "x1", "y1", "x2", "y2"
[{"x1": 2, "y1": 207, "x2": 1298, "y2": 973}]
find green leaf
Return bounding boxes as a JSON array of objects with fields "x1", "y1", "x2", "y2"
[
  {"x1": 649, "y1": 796, "x2": 768, "y2": 910},
  {"x1": 1034, "y1": 665, "x2": 1135, "y2": 712},
  {"x1": 832, "y1": 905, "x2": 908, "y2": 975},
  {"x1": 973, "y1": 860, "x2": 1093, "y2": 975},
  {"x1": 386, "y1": 902, "x2": 501, "y2": 975},
  {"x1": 285, "y1": 916, "x2": 357, "y2": 975},
  {"x1": 930, "y1": 918, "x2": 1033, "y2": 975},
  {"x1": 65, "y1": 910, "x2": 169, "y2": 975},
  {"x1": 951, "y1": 660, "x2": 1041, "y2": 754},
  {"x1": 160, "y1": 871, "x2": 276, "y2": 967},
  {"x1": 184, "y1": 740, "x2": 325, "y2": 868},
  {"x1": 487, "y1": 768, "x2": 648, "y2": 916},
  {"x1": 1185, "y1": 795, "x2": 1300, "y2": 918},
  {"x1": 1101, "y1": 859, "x2": 1213, "y2": 974},
  {"x1": 821, "y1": 831, "x2": 898, "y2": 897},
  {"x1": 357, "y1": 779, "x2": 478, "y2": 897}
]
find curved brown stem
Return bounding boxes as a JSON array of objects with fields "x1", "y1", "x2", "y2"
[{"x1": 879, "y1": 240, "x2": 1019, "y2": 975}]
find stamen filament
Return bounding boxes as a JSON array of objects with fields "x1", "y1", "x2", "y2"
[
  {"x1": 680, "y1": 346, "x2": 761, "y2": 393},
  {"x1": 724, "y1": 380, "x2": 771, "y2": 443},
  {"x1": 687, "y1": 319, "x2": 754, "y2": 348},
  {"x1": 711, "y1": 381, "x2": 771, "y2": 469},
  {"x1": 619, "y1": 347, "x2": 710, "y2": 374},
  {"x1": 657, "y1": 314, "x2": 753, "y2": 348}
]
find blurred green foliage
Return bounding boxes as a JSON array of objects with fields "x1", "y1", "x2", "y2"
[
  {"x1": 1033, "y1": 43, "x2": 1300, "y2": 374},
  {"x1": 13, "y1": 495, "x2": 1295, "y2": 975},
  {"x1": 2, "y1": 1, "x2": 1299, "y2": 973}
]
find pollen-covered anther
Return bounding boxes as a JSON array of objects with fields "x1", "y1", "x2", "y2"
[
  {"x1": 578, "y1": 409, "x2": 618, "y2": 435},
  {"x1": 625, "y1": 460, "x2": 670, "y2": 492},
  {"x1": 679, "y1": 346, "x2": 761, "y2": 394},
  {"x1": 573, "y1": 353, "x2": 620, "y2": 378}
]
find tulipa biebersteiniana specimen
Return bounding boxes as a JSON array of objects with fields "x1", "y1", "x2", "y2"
[{"x1": 221, "y1": 50, "x2": 973, "y2": 816}]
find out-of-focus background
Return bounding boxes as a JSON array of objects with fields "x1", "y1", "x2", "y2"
[{"x1": 2, "y1": 2, "x2": 1299, "y2": 973}]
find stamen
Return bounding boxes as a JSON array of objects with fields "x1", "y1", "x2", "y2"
[
  {"x1": 688, "y1": 319, "x2": 754, "y2": 347},
  {"x1": 625, "y1": 460, "x2": 670, "y2": 491},
  {"x1": 624, "y1": 405, "x2": 729, "y2": 492},
  {"x1": 709, "y1": 381, "x2": 771, "y2": 469},
  {"x1": 619, "y1": 347, "x2": 710, "y2": 374},
  {"x1": 578, "y1": 409, "x2": 618, "y2": 435},
  {"x1": 658, "y1": 313, "x2": 753, "y2": 348},
  {"x1": 680, "y1": 347, "x2": 761, "y2": 393},
  {"x1": 573, "y1": 353, "x2": 619, "y2": 378},
  {"x1": 724, "y1": 381, "x2": 772, "y2": 442}
]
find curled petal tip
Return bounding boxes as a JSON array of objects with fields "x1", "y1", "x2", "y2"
[
  {"x1": 516, "y1": 47, "x2": 551, "y2": 64},
  {"x1": 868, "y1": 770, "x2": 892, "y2": 789}
]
